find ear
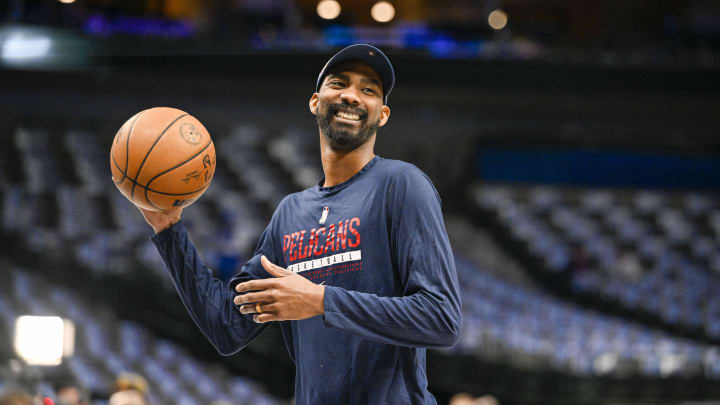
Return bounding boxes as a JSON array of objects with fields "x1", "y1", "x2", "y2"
[
  {"x1": 309, "y1": 93, "x2": 319, "y2": 115},
  {"x1": 378, "y1": 105, "x2": 391, "y2": 127}
]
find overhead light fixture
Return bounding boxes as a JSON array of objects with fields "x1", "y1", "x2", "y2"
[
  {"x1": 59, "y1": 0, "x2": 77, "y2": 3},
  {"x1": 488, "y1": 9, "x2": 508, "y2": 30},
  {"x1": 371, "y1": 2, "x2": 395, "y2": 23},
  {"x1": 14, "y1": 316, "x2": 75, "y2": 366},
  {"x1": 1, "y1": 33, "x2": 52, "y2": 61},
  {"x1": 317, "y1": 0, "x2": 341, "y2": 20}
]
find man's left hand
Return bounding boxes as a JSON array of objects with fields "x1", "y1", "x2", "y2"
[{"x1": 234, "y1": 255, "x2": 326, "y2": 323}]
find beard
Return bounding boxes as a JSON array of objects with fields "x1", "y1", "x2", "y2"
[{"x1": 317, "y1": 103, "x2": 379, "y2": 151}]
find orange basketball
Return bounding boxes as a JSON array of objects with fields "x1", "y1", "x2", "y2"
[{"x1": 110, "y1": 107, "x2": 216, "y2": 212}]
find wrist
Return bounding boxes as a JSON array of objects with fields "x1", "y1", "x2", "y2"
[
  {"x1": 316, "y1": 285, "x2": 326, "y2": 316},
  {"x1": 153, "y1": 218, "x2": 180, "y2": 234}
]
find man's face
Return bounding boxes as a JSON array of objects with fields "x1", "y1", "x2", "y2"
[
  {"x1": 310, "y1": 60, "x2": 391, "y2": 151},
  {"x1": 58, "y1": 387, "x2": 82, "y2": 405}
]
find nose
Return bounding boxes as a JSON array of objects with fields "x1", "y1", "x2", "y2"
[{"x1": 340, "y1": 88, "x2": 361, "y2": 106}]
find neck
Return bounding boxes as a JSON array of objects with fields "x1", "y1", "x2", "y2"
[{"x1": 319, "y1": 134, "x2": 376, "y2": 188}]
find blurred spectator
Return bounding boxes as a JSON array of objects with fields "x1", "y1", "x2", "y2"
[
  {"x1": 56, "y1": 379, "x2": 89, "y2": 405},
  {"x1": 449, "y1": 393, "x2": 501, "y2": 405},
  {"x1": 475, "y1": 395, "x2": 500, "y2": 405},
  {"x1": 113, "y1": 373, "x2": 148, "y2": 396},
  {"x1": 0, "y1": 391, "x2": 32, "y2": 405},
  {"x1": 567, "y1": 245, "x2": 590, "y2": 277},
  {"x1": 108, "y1": 390, "x2": 146, "y2": 405},
  {"x1": 615, "y1": 250, "x2": 642, "y2": 282},
  {"x1": 110, "y1": 373, "x2": 148, "y2": 405},
  {"x1": 449, "y1": 393, "x2": 476, "y2": 405}
]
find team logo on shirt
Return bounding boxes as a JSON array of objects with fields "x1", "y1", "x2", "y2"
[
  {"x1": 319, "y1": 206, "x2": 329, "y2": 224},
  {"x1": 282, "y1": 217, "x2": 362, "y2": 280}
]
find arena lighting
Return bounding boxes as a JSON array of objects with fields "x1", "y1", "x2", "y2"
[
  {"x1": 592, "y1": 352, "x2": 618, "y2": 375},
  {"x1": 59, "y1": 0, "x2": 77, "y2": 3},
  {"x1": 1, "y1": 33, "x2": 52, "y2": 60},
  {"x1": 659, "y1": 354, "x2": 685, "y2": 377},
  {"x1": 317, "y1": 0, "x2": 341, "y2": 20},
  {"x1": 488, "y1": 9, "x2": 508, "y2": 30},
  {"x1": 14, "y1": 316, "x2": 75, "y2": 366},
  {"x1": 371, "y1": 2, "x2": 395, "y2": 23}
]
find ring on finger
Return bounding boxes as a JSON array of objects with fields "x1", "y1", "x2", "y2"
[{"x1": 255, "y1": 302, "x2": 263, "y2": 314}]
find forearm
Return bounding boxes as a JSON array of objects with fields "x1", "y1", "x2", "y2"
[
  {"x1": 322, "y1": 286, "x2": 461, "y2": 348},
  {"x1": 152, "y1": 221, "x2": 264, "y2": 355}
]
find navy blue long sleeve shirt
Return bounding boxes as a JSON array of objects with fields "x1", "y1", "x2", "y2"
[{"x1": 151, "y1": 156, "x2": 462, "y2": 404}]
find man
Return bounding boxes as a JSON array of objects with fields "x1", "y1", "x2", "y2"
[
  {"x1": 55, "y1": 379, "x2": 90, "y2": 405},
  {"x1": 108, "y1": 390, "x2": 146, "y2": 405},
  {"x1": 0, "y1": 391, "x2": 32, "y2": 405},
  {"x1": 141, "y1": 44, "x2": 461, "y2": 404}
]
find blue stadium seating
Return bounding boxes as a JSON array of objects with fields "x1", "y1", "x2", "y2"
[
  {"x1": 0, "y1": 268, "x2": 282, "y2": 405},
  {"x1": 473, "y1": 184, "x2": 720, "y2": 340}
]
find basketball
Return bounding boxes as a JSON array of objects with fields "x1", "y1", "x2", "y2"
[{"x1": 110, "y1": 107, "x2": 216, "y2": 212}]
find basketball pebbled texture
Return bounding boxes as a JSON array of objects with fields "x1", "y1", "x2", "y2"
[{"x1": 110, "y1": 107, "x2": 216, "y2": 212}]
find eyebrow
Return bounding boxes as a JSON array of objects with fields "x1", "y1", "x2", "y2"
[
  {"x1": 327, "y1": 73, "x2": 381, "y2": 88},
  {"x1": 363, "y1": 77, "x2": 382, "y2": 87}
]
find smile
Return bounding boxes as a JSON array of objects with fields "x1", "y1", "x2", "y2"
[{"x1": 334, "y1": 111, "x2": 361, "y2": 121}]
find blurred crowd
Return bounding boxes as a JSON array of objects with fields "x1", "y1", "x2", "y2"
[
  {"x1": 0, "y1": 372, "x2": 147, "y2": 405},
  {"x1": 449, "y1": 393, "x2": 500, "y2": 405}
]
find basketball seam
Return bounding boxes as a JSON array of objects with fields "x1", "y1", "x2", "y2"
[
  {"x1": 112, "y1": 155, "x2": 210, "y2": 196},
  {"x1": 124, "y1": 111, "x2": 144, "y2": 182},
  {"x1": 143, "y1": 140, "x2": 214, "y2": 208},
  {"x1": 130, "y1": 113, "x2": 188, "y2": 199},
  {"x1": 145, "y1": 183, "x2": 211, "y2": 211},
  {"x1": 113, "y1": 111, "x2": 144, "y2": 185}
]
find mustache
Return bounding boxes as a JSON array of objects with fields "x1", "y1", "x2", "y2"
[{"x1": 327, "y1": 103, "x2": 368, "y2": 120}]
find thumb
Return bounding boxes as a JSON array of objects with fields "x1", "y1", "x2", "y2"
[{"x1": 261, "y1": 255, "x2": 292, "y2": 278}]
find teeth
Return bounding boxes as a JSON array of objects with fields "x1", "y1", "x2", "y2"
[{"x1": 336, "y1": 111, "x2": 360, "y2": 121}]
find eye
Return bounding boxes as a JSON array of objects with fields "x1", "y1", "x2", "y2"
[
  {"x1": 362, "y1": 88, "x2": 376, "y2": 94},
  {"x1": 328, "y1": 80, "x2": 345, "y2": 88}
]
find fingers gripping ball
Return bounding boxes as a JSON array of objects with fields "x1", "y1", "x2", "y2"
[{"x1": 110, "y1": 107, "x2": 216, "y2": 211}]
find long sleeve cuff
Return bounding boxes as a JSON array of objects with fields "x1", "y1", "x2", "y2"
[
  {"x1": 150, "y1": 220, "x2": 186, "y2": 244},
  {"x1": 322, "y1": 285, "x2": 341, "y2": 328}
]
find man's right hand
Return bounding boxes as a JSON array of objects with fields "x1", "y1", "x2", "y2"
[{"x1": 138, "y1": 207, "x2": 183, "y2": 234}]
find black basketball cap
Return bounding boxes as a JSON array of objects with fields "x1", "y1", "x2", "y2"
[{"x1": 316, "y1": 44, "x2": 395, "y2": 105}]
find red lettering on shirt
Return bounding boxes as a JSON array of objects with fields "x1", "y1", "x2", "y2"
[
  {"x1": 324, "y1": 223, "x2": 336, "y2": 253},
  {"x1": 288, "y1": 231, "x2": 299, "y2": 261},
  {"x1": 336, "y1": 219, "x2": 348, "y2": 250},
  {"x1": 304, "y1": 228, "x2": 317, "y2": 258},
  {"x1": 313, "y1": 227, "x2": 326, "y2": 256},
  {"x1": 297, "y1": 230, "x2": 307, "y2": 260},
  {"x1": 348, "y1": 217, "x2": 361, "y2": 247},
  {"x1": 282, "y1": 234, "x2": 291, "y2": 253},
  {"x1": 282, "y1": 218, "x2": 361, "y2": 262}
]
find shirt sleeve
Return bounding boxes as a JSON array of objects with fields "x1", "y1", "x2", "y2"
[
  {"x1": 322, "y1": 166, "x2": 463, "y2": 348},
  {"x1": 151, "y1": 220, "x2": 275, "y2": 356}
]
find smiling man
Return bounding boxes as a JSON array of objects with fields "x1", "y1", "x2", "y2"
[
  {"x1": 314, "y1": 59, "x2": 389, "y2": 152},
  {"x1": 141, "y1": 44, "x2": 462, "y2": 405}
]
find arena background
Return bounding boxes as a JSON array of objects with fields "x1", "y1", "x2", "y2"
[{"x1": 1, "y1": 1, "x2": 720, "y2": 404}]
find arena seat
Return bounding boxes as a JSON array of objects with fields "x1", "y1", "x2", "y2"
[
  {"x1": 0, "y1": 268, "x2": 282, "y2": 405},
  {"x1": 452, "y1": 255, "x2": 719, "y2": 379},
  {"x1": 472, "y1": 184, "x2": 720, "y2": 340}
]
